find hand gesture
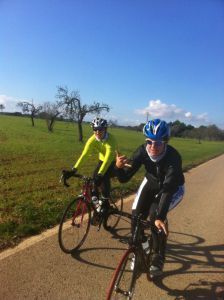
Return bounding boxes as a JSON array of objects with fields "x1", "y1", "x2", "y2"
[{"x1": 115, "y1": 151, "x2": 131, "y2": 169}]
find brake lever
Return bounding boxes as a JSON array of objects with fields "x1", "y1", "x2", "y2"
[{"x1": 59, "y1": 174, "x2": 70, "y2": 187}]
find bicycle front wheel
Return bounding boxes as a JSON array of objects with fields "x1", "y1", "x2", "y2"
[
  {"x1": 104, "y1": 188, "x2": 124, "y2": 230},
  {"x1": 107, "y1": 247, "x2": 137, "y2": 300},
  {"x1": 58, "y1": 197, "x2": 91, "y2": 253}
]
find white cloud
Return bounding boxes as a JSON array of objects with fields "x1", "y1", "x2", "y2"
[
  {"x1": 135, "y1": 99, "x2": 209, "y2": 126},
  {"x1": 195, "y1": 113, "x2": 208, "y2": 120},
  {"x1": 0, "y1": 95, "x2": 20, "y2": 112},
  {"x1": 185, "y1": 112, "x2": 192, "y2": 118}
]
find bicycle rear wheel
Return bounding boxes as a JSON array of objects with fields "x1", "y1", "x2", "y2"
[
  {"x1": 58, "y1": 197, "x2": 91, "y2": 253},
  {"x1": 107, "y1": 247, "x2": 137, "y2": 300},
  {"x1": 104, "y1": 188, "x2": 124, "y2": 230}
]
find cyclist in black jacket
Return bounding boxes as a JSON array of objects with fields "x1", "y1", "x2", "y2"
[{"x1": 115, "y1": 119, "x2": 185, "y2": 277}]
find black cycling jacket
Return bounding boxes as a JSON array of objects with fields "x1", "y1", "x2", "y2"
[
  {"x1": 116, "y1": 143, "x2": 184, "y2": 191},
  {"x1": 116, "y1": 144, "x2": 185, "y2": 220}
]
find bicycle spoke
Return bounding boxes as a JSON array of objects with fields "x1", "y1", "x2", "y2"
[
  {"x1": 107, "y1": 248, "x2": 137, "y2": 300},
  {"x1": 58, "y1": 197, "x2": 91, "y2": 253}
]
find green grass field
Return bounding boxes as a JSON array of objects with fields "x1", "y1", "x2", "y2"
[{"x1": 1, "y1": 115, "x2": 224, "y2": 250}]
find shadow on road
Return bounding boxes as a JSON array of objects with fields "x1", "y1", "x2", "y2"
[
  {"x1": 70, "y1": 224, "x2": 132, "y2": 269},
  {"x1": 151, "y1": 231, "x2": 224, "y2": 299},
  {"x1": 70, "y1": 229, "x2": 224, "y2": 299},
  {"x1": 154, "y1": 279, "x2": 224, "y2": 300}
]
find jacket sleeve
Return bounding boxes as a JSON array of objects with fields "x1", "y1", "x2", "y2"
[
  {"x1": 73, "y1": 137, "x2": 94, "y2": 170},
  {"x1": 161, "y1": 155, "x2": 183, "y2": 193},
  {"x1": 98, "y1": 143, "x2": 114, "y2": 175},
  {"x1": 156, "y1": 192, "x2": 173, "y2": 221},
  {"x1": 156, "y1": 152, "x2": 183, "y2": 220}
]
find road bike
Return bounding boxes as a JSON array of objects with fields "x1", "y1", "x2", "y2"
[
  {"x1": 58, "y1": 173, "x2": 124, "y2": 254},
  {"x1": 106, "y1": 213, "x2": 158, "y2": 300}
]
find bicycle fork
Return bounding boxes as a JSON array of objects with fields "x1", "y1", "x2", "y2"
[{"x1": 72, "y1": 199, "x2": 86, "y2": 228}]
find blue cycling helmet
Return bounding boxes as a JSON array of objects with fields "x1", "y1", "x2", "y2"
[{"x1": 143, "y1": 119, "x2": 170, "y2": 141}]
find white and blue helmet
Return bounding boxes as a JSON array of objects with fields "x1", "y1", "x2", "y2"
[{"x1": 143, "y1": 119, "x2": 170, "y2": 141}]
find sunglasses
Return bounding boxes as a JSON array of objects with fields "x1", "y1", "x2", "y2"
[
  {"x1": 93, "y1": 128, "x2": 105, "y2": 132},
  {"x1": 146, "y1": 140, "x2": 165, "y2": 147}
]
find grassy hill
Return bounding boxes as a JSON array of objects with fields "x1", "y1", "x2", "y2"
[{"x1": 1, "y1": 115, "x2": 224, "y2": 250}]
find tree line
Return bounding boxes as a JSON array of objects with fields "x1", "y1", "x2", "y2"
[
  {"x1": 125, "y1": 120, "x2": 224, "y2": 142},
  {"x1": 1, "y1": 87, "x2": 224, "y2": 142}
]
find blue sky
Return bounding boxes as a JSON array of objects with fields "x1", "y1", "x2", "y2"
[{"x1": 0, "y1": 0, "x2": 224, "y2": 128}]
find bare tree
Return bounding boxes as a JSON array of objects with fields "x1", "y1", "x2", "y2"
[
  {"x1": 0, "y1": 104, "x2": 5, "y2": 113},
  {"x1": 17, "y1": 101, "x2": 42, "y2": 126},
  {"x1": 108, "y1": 119, "x2": 118, "y2": 127},
  {"x1": 41, "y1": 101, "x2": 63, "y2": 132},
  {"x1": 56, "y1": 86, "x2": 110, "y2": 142}
]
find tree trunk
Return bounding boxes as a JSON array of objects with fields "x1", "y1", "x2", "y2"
[
  {"x1": 49, "y1": 118, "x2": 55, "y2": 132},
  {"x1": 31, "y1": 116, "x2": 35, "y2": 127},
  {"x1": 78, "y1": 120, "x2": 83, "y2": 142}
]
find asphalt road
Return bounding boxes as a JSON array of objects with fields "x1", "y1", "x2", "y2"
[{"x1": 1, "y1": 155, "x2": 224, "y2": 300}]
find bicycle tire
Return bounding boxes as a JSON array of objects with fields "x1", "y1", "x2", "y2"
[
  {"x1": 107, "y1": 247, "x2": 138, "y2": 300},
  {"x1": 103, "y1": 188, "x2": 124, "y2": 231},
  {"x1": 58, "y1": 196, "x2": 91, "y2": 253}
]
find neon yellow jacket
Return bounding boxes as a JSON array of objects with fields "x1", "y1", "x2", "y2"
[{"x1": 73, "y1": 133, "x2": 118, "y2": 175}]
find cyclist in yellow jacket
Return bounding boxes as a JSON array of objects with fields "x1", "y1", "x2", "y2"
[{"x1": 63, "y1": 117, "x2": 118, "y2": 200}]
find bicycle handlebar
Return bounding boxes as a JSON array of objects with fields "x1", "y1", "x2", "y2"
[{"x1": 60, "y1": 171, "x2": 94, "y2": 187}]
